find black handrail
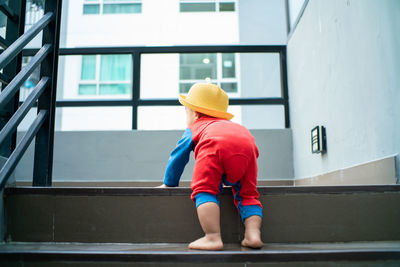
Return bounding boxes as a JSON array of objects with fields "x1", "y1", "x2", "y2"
[
  {"x1": 0, "y1": 77, "x2": 49, "y2": 147},
  {"x1": 0, "y1": 110, "x2": 48, "y2": 189},
  {"x1": 0, "y1": 0, "x2": 62, "y2": 190},
  {"x1": 0, "y1": 44, "x2": 52, "y2": 109},
  {"x1": 0, "y1": 12, "x2": 53, "y2": 70}
]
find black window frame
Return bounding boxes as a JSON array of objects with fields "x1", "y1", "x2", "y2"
[{"x1": 22, "y1": 45, "x2": 290, "y2": 129}]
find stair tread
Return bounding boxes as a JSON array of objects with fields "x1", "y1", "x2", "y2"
[
  {"x1": 5, "y1": 184, "x2": 400, "y2": 196},
  {"x1": 1, "y1": 241, "x2": 400, "y2": 263}
]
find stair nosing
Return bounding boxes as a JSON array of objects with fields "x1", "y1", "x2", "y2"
[
  {"x1": 4, "y1": 185, "x2": 400, "y2": 196},
  {"x1": 1, "y1": 248, "x2": 400, "y2": 263}
]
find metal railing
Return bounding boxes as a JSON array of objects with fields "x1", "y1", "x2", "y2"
[
  {"x1": 23, "y1": 45, "x2": 290, "y2": 130},
  {"x1": 0, "y1": 0, "x2": 62, "y2": 189},
  {"x1": 0, "y1": 0, "x2": 289, "y2": 188}
]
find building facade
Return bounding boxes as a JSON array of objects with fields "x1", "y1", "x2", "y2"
[{"x1": 20, "y1": 0, "x2": 289, "y2": 131}]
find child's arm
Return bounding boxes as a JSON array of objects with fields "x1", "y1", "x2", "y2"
[{"x1": 162, "y1": 128, "x2": 194, "y2": 187}]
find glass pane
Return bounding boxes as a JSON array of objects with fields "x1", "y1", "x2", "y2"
[
  {"x1": 138, "y1": 106, "x2": 187, "y2": 130},
  {"x1": 220, "y1": 82, "x2": 237, "y2": 93},
  {"x1": 222, "y1": 53, "x2": 235, "y2": 78},
  {"x1": 103, "y1": 3, "x2": 142, "y2": 14},
  {"x1": 57, "y1": 55, "x2": 132, "y2": 100},
  {"x1": 81, "y1": 55, "x2": 96, "y2": 80},
  {"x1": 229, "y1": 105, "x2": 285, "y2": 129},
  {"x1": 24, "y1": 0, "x2": 44, "y2": 48},
  {"x1": 0, "y1": 11, "x2": 6, "y2": 39},
  {"x1": 100, "y1": 55, "x2": 132, "y2": 81},
  {"x1": 79, "y1": 84, "x2": 97, "y2": 95},
  {"x1": 141, "y1": 52, "x2": 281, "y2": 99},
  {"x1": 17, "y1": 107, "x2": 38, "y2": 132},
  {"x1": 179, "y1": 83, "x2": 193, "y2": 94},
  {"x1": 180, "y1": 3, "x2": 216, "y2": 12},
  {"x1": 138, "y1": 105, "x2": 284, "y2": 130},
  {"x1": 219, "y1": 2, "x2": 235, "y2": 12},
  {"x1": 20, "y1": 56, "x2": 41, "y2": 102},
  {"x1": 83, "y1": 4, "x2": 100, "y2": 14},
  {"x1": 180, "y1": 53, "x2": 217, "y2": 80},
  {"x1": 140, "y1": 53, "x2": 180, "y2": 99},
  {"x1": 238, "y1": 53, "x2": 281, "y2": 97},
  {"x1": 55, "y1": 107, "x2": 132, "y2": 131},
  {"x1": 99, "y1": 84, "x2": 130, "y2": 95},
  {"x1": 25, "y1": 0, "x2": 45, "y2": 26},
  {"x1": 0, "y1": 0, "x2": 9, "y2": 38}
]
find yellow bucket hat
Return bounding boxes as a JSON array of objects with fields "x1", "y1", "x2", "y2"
[{"x1": 179, "y1": 83, "x2": 234, "y2": 120}]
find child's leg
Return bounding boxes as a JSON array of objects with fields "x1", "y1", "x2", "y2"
[
  {"x1": 230, "y1": 187, "x2": 264, "y2": 249},
  {"x1": 223, "y1": 155, "x2": 263, "y2": 249},
  {"x1": 188, "y1": 201, "x2": 223, "y2": 250},
  {"x1": 190, "y1": 151, "x2": 224, "y2": 250},
  {"x1": 242, "y1": 215, "x2": 263, "y2": 248}
]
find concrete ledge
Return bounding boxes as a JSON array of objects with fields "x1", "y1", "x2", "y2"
[
  {"x1": 15, "y1": 179, "x2": 295, "y2": 187},
  {"x1": 15, "y1": 129, "x2": 294, "y2": 182},
  {"x1": 295, "y1": 155, "x2": 397, "y2": 186}
]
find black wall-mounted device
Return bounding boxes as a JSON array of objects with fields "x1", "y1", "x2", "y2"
[{"x1": 311, "y1": 126, "x2": 327, "y2": 154}]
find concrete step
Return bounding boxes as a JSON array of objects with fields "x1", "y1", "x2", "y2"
[
  {"x1": 1, "y1": 241, "x2": 400, "y2": 266},
  {"x1": 3, "y1": 185, "x2": 400, "y2": 243}
]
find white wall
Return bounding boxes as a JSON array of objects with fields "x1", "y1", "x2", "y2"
[
  {"x1": 287, "y1": 0, "x2": 400, "y2": 180},
  {"x1": 238, "y1": 0, "x2": 287, "y2": 45}
]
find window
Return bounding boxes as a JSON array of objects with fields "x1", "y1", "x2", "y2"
[
  {"x1": 179, "y1": 53, "x2": 238, "y2": 94},
  {"x1": 79, "y1": 54, "x2": 132, "y2": 97},
  {"x1": 180, "y1": 0, "x2": 235, "y2": 12},
  {"x1": 83, "y1": 0, "x2": 142, "y2": 15}
]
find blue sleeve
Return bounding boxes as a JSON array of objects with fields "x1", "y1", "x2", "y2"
[{"x1": 163, "y1": 128, "x2": 194, "y2": 187}]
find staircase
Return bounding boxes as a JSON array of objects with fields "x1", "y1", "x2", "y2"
[{"x1": 1, "y1": 185, "x2": 400, "y2": 266}]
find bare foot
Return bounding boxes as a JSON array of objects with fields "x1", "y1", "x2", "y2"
[
  {"x1": 241, "y1": 229, "x2": 263, "y2": 249},
  {"x1": 241, "y1": 215, "x2": 263, "y2": 249},
  {"x1": 188, "y1": 234, "x2": 223, "y2": 250}
]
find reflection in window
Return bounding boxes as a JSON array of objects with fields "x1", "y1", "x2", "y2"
[
  {"x1": 179, "y1": 53, "x2": 238, "y2": 94},
  {"x1": 79, "y1": 54, "x2": 132, "y2": 96},
  {"x1": 180, "y1": 54, "x2": 217, "y2": 80},
  {"x1": 25, "y1": 0, "x2": 45, "y2": 26},
  {"x1": 83, "y1": 0, "x2": 142, "y2": 15},
  {"x1": 180, "y1": 0, "x2": 235, "y2": 12},
  {"x1": 20, "y1": 57, "x2": 41, "y2": 101}
]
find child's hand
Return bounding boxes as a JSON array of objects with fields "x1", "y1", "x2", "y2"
[{"x1": 156, "y1": 184, "x2": 169, "y2": 188}]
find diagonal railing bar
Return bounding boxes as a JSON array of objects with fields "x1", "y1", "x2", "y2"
[
  {"x1": 0, "y1": 109, "x2": 47, "y2": 189},
  {"x1": 0, "y1": 12, "x2": 53, "y2": 70},
  {"x1": 0, "y1": 73, "x2": 11, "y2": 85},
  {"x1": 0, "y1": 77, "x2": 49, "y2": 147},
  {"x1": 0, "y1": 44, "x2": 52, "y2": 109},
  {"x1": 0, "y1": 36, "x2": 11, "y2": 49},
  {"x1": 0, "y1": 3, "x2": 19, "y2": 23}
]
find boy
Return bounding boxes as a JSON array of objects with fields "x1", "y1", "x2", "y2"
[{"x1": 159, "y1": 83, "x2": 263, "y2": 250}]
